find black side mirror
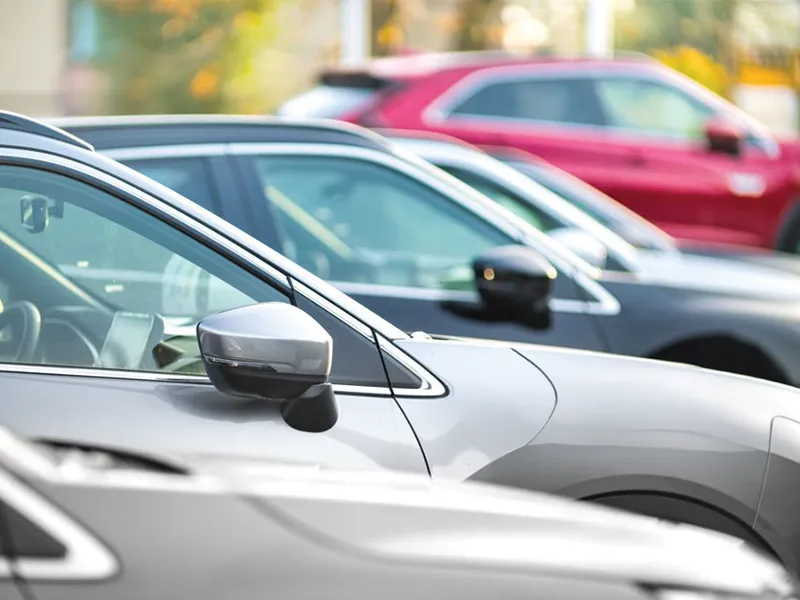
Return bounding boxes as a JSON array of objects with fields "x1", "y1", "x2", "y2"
[
  {"x1": 704, "y1": 117, "x2": 743, "y2": 157},
  {"x1": 445, "y1": 244, "x2": 555, "y2": 329}
]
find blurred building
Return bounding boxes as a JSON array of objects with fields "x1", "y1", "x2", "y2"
[{"x1": 0, "y1": 0, "x2": 70, "y2": 115}]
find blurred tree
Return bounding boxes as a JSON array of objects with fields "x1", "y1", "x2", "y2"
[
  {"x1": 90, "y1": 0, "x2": 283, "y2": 114},
  {"x1": 615, "y1": 0, "x2": 737, "y2": 97},
  {"x1": 451, "y1": 0, "x2": 504, "y2": 51}
]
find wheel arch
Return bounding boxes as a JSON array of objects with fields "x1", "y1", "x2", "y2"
[{"x1": 648, "y1": 334, "x2": 788, "y2": 384}]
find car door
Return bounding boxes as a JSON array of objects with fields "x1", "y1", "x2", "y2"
[
  {"x1": 227, "y1": 144, "x2": 609, "y2": 351},
  {"x1": 0, "y1": 153, "x2": 427, "y2": 475},
  {"x1": 589, "y1": 73, "x2": 783, "y2": 246}
]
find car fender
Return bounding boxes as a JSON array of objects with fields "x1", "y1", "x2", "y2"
[{"x1": 469, "y1": 345, "x2": 800, "y2": 526}]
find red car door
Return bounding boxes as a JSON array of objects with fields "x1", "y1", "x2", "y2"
[{"x1": 585, "y1": 74, "x2": 787, "y2": 247}]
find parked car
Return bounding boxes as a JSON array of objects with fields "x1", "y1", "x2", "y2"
[
  {"x1": 53, "y1": 114, "x2": 800, "y2": 388},
  {"x1": 15, "y1": 111, "x2": 800, "y2": 570},
  {"x1": 1, "y1": 423, "x2": 797, "y2": 600},
  {"x1": 485, "y1": 144, "x2": 800, "y2": 275},
  {"x1": 381, "y1": 129, "x2": 800, "y2": 280},
  {"x1": 277, "y1": 51, "x2": 800, "y2": 252}
]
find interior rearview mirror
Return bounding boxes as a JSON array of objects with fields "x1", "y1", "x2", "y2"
[
  {"x1": 547, "y1": 227, "x2": 608, "y2": 270},
  {"x1": 472, "y1": 244, "x2": 556, "y2": 329},
  {"x1": 704, "y1": 117, "x2": 743, "y2": 157},
  {"x1": 20, "y1": 195, "x2": 50, "y2": 234},
  {"x1": 198, "y1": 302, "x2": 338, "y2": 433}
]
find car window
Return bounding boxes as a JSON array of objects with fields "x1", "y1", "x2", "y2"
[
  {"x1": 449, "y1": 77, "x2": 605, "y2": 126},
  {"x1": 436, "y1": 165, "x2": 561, "y2": 232},
  {"x1": 250, "y1": 155, "x2": 513, "y2": 291},
  {"x1": 0, "y1": 164, "x2": 287, "y2": 375},
  {"x1": 594, "y1": 77, "x2": 714, "y2": 139},
  {"x1": 121, "y1": 157, "x2": 217, "y2": 212}
]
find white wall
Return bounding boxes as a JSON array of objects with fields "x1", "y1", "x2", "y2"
[{"x1": 0, "y1": 0, "x2": 68, "y2": 116}]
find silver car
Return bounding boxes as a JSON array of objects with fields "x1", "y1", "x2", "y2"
[
  {"x1": 4, "y1": 113, "x2": 800, "y2": 576},
  {"x1": 0, "y1": 423, "x2": 796, "y2": 600}
]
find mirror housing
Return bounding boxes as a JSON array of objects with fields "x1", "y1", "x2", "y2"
[
  {"x1": 547, "y1": 227, "x2": 608, "y2": 270},
  {"x1": 472, "y1": 245, "x2": 556, "y2": 328},
  {"x1": 704, "y1": 117, "x2": 743, "y2": 157},
  {"x1": 20, "y1": 195, "x2": 50, "y2": 234},
  {"x1": 198, "y1": 302, "x2": 337, "y2": 433}
]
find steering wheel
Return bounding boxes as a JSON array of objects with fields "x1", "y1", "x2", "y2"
[{"x1": 0, "y1": 301, "x2": 42, "y2": 363}]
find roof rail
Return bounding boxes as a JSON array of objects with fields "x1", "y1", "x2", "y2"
[{"x1": 0, "y1": 110, "x2": 94, "y2": 151}]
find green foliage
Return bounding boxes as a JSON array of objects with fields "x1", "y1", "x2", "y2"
[{"x1": 90, "y1": 0, "x2": 283, "y2": 114}]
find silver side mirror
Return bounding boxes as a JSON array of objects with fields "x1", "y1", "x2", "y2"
[
  {"x1": 548, "y1": 227, "x2": 608, "y2": 270},
  {"x1": 198, "y1": 302, "x2": 337, "y2": 433}
]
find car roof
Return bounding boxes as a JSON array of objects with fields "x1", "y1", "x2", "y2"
[
  {"x1": 48, "y1": 114, "x2": 395, "y2": 152},
  {"x1": 320, "y1": 49, "x2": 655, "y2": 81}
]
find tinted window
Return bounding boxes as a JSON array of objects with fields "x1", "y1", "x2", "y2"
[
  {"x1": 594, "y1": 77, "x2": 714, "y2": 139},
  {"x1": 450, "y1": 77, "x2": 605, "y2": 126},
  {"x1": 0, "y1": 499, "x2": 67, "y2": 559},
  {"x1": 437, "y1": 165, "x2": 561, "y2": 232},
  {"x1": 293, "y1": 294, "x2": 420, "y2": 388},
  {"x1": 121, "y1": 157, "x2": 217, "y2": 212},
  {"x1": 250, "y1": 155, "x2": 512, "y2": 291}
]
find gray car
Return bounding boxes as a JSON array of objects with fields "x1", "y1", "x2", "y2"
[
  {"x1": 4, "y1": 112, "x2": 800, "y2": 575},
  {"x1": 0, "y1": 424, "x2": 796, "y2": 600}
]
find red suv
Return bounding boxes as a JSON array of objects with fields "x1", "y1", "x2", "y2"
[{"x1": 278, "y1": 51, "x2": 800, "y2": 252}]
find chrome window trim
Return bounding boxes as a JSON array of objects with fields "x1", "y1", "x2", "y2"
[
  {"x1": 332, "y1": 280, "x2": 620, "y2": 316},
  {"x1": 0, "y1": 466, "x2": 118, "y2": 581},
  {"x1": 103, "y1": 144, "x2": 228, "y2": 160}
]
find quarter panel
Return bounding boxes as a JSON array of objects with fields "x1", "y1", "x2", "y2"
[
  {"x1": 393, "y1": 339, "x2": 556, "y2": 480},
  {"x1": 0, "y1": 372, "x2": 427, "y2": 475}
]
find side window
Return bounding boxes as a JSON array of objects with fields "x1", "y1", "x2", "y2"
[
  {"x1": 437, "y1": 165, "x2": 561, "y2": 232},
  {"x1": 293, "y1": 293, "x2": 421, "y2": 389},
  {"x1": 449, "y1": 77, "x2": 605, "y2": 126},
  {"x1": 594, "y1": 78, "x2": 714, "y2": 139},
  {"x1": 0, "y1": 164, "x2": 289, "y2": 374},
  {"x1": 249, "y1": 155, "x2": 513, "y2": 291},
  {"x1": 120, "y1": 157, "x2": 217, "y2": 213}
]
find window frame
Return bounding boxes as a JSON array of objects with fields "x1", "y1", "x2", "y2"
[
  {"x1": 228, "y1": 143, "x2": 620, "y2": 318},
  {"x1": 423, "y1": 65, "x2": 610, "y2": 133},
  {"x1": 0, "y1": 149, "x2": 444, "y2": 398}
]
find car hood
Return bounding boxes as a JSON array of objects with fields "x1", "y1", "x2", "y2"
[
  {"x1": 634, "y1": 247, "x2": 800, "y2": 299},
  {"x1": 180, "y1": 454, "x2": 791, "y2": 595}
]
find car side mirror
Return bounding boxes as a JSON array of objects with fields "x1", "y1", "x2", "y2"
[
  {"x1": 704, "y1": 117, "x2": 743, "y2": 157},
  {"x1": 472, "y1": 245, "x2": 556, "y2": 329},
  {"x1": 547, "y1": 227, "x2": 608, "y2": 270},
  {"x1": 198, "y1": 302, "x2": 338, "y2": 433}
]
